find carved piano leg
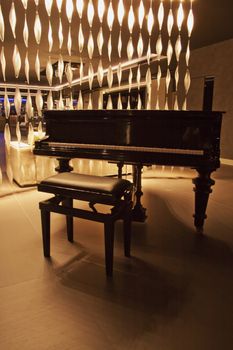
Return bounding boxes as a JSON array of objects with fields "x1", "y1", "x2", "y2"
[
  {"x1": 193, "y1": 168, "x2": 215, "y2": 233},
  {"x1": 55, "y1": 157, "x2": 73, "y2": 173},
  {"x1": 132, "y1": 164, "x2": 147, "y2": 222}
]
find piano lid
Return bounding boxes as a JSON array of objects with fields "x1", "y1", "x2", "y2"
[{"x1": 42, "y1": 109, "x2": 223, "y2": 151}]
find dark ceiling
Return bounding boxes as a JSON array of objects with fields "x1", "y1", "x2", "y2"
[
  {"x1": 192, "y1": 0, "x2": 233, "y2": 49},
  {"x1": 0, "y1": 0, "x2": 233, "y2": 86}
]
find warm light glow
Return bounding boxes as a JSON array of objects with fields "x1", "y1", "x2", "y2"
[
  {"x1": 146, "y1": 42, "x2": 151, "y2": 65},
  {"x1": 23, "y1": 14, "x2": 29, "y2": 47},
  {"x1": 147, "y1": 7, "x2": 154, "y2": 36},
  {"x1": 175, "y1": 66, "x2": 179, "y2": 90},
  {"x1": 177, "y1": 2, "x2": 184, "y2": 31},
  {"x1": 78, "y1": 23, "x2": 84, "y2": 53},
  {"x1": 127, "y1": 96, "x2": 131, "y2": 110},
  {"x1": 166, "y1": 39, "x2": 173, "y2": 65},
  {"x1": 157, "y1": 66, "x2": 162, "y2": 91},
  {"x1": 47, "y1": 91, "x2": 54, "y2": 110},
  {"x1": 4, "y1": 91, "x2": 10, "y2": 119},
  {"x1": 67, "y1": 93, "x2": 74, "y2": 110},
  {"x1": 106, "y1": 95, "x2": 113, "y2": 110},
  {"x1": 127, "y1": 37, "x2": 134, "y2": 60},
  {"x1": 136, "y1": 66, "x2": 141, "y2": 89},
  {"x1": 66, "y1": 0, "x2": 74, "y2": 23},
  {"x1": 56, "y1": 0, "x2": 63, "y2": 13},
  {"x1": 46, "y1": 56, "x2": 53, "y2": 86},
  {"x1": 128, "y1": 5, "x2": 135, "y2": 34},
  {"x1": 107, "y1": 1, "x2": 114, "y2": 31},
  {"x1": 16, "y1": 122, "x2": 21, "y2": 144},
  {"x1": 97, "y1": 27, "x2": 104, "y2": 55},
  {"x1": 58, "y1": 18, "x2": 63, "y2": 48},
  {"x1": 156, "y1": 34, "x2": 163, "y2": 57},
  {"x1": 146, "y1": 67, "x2": 152, "y2": 87},
  {"x1": 58, "y1": 91, "x2": 64, "y2": 110},
  {"x1": 137, "y1": 33, "x2": 143, "y2": 58},
  {"x1": 185, "y1": 43, "x2": 190, "y2": 67},
  {"x1": 187, "y1": 8, "x2": 194, "y2": 37},
  {"x1": 34, "y1": 0, "x2": 39, "y2": 6},
  {"x1": 98, "y1": 91, "x2": 103, "y2": 109},
  {"x1": 117, "y1": 0, "x2": 124, "y2": 26},
  {"x1": 99, "y1": 54, "x2": 162, "y2": 93},
  {"x1": 158, "y1": 1, "x2": 164, "y2": 31},
  {"x1": 165, "y1": 69, "x2": 171, "y2": 93},
  {"x1": 67, "y1": 26, "x2": 72, "y2": 55},
  {"x1": 76, "y1": 0, "x2": 84, "y2": 19},
  {"x1": 57, "y1": 55, "x2": 64, "y2": 83},
  {"x1": 25, "y1": 51, "x2": 30, "y2": 83},
  {"x1": 35, "y1": 50, "x2": 40, "y2": 81},
  {"x1": 98, "y1": 0, "x2": 105, "y2": 23},
  {"x1": 21, "y1": 0, "x2": 28, "y2": 10},
  {"x1": 9, "y1": 2, "x2": 17, "y2": 39},
  {"x1": 117, "y1": 63, "x2": 122, "y2": 86},
  {"x1": 117, "y1": 94, "x2": 122, "y2": 109},
  {"x1": 26, "y1": 90, "x2": 33, "y2": 119},
  {"x1": 97, "y1": 59, "x2": 104, "y2": 87},
  {"x1": 137, "y1": 94, "x2": 142, "y2": 110},
  {"x1": 65, "y1": 62, "x2": 73, "y2": 86},
  {"x1": 48, "y1": 20, "x2": 53, "y2": 52},
  {"x1": 138, "y1": 0, "x2": 144, "y2": 30},
  {"x1": 28, "y1": 122, "x2": 34, "y2": 147},
  {"x1": 13, "y1": 44, "x2": 21, "y2": 79},
  {"x1": 167, "y1": 9, "x2": 174, "y2": 37},
  {"x1": 0, "y1": 4, "x2": 5, "y2": 42},
  {"x1": 79, "y1": 58, "x2": 84, "y2": 82},
  {"x1": 118, "y1": 31, "x2": 122, "y2": 57},
  {"x1": 87, "y1": 31, "x2": 94, "y2": 59},
  {"x1": 0, "y1": 47, "x2": 6, "y2": 81},
  {"x1": 36, "y1": 90, "x2": 43, "y2": 116},
  {"x1": 45, "y1": 0, "x2": 53, "y2": 17},
  {"x1": 108, "y1": 34, "x2": 112, "y2": 61},
  {"x1": 88, "y1": 93, "x2": 93, "y2": 109},
  {"x1": 184, "y1": 69, "x2": 191, "y2": 93},
  {"x1": 107, "y1": 65, "x2": 113, "y2": 89},
  {"x1": 88, "y1": 63, "x2": 94, "y2": 90},
  {"x1": 87, "y1": 0, "x2": 94, "y2": 28},
  {"x1": 34, "y1": 11, "x2": 42, "y2": 45},
  {"x1": 128, "y1": 68, "x2": 133, "y2": 91},
  {"x1": 37, "y1": 120, "x2": 45, "y2": 137},
  {"x1": 77, "y1": 90, "x2": 83, "y2": 109},
  {"x1": 1, "y1": 54, "x2": 164, "y2": 92},
  {"x1": 175, "y1": 35, "x2": 182, "y2": 61}
]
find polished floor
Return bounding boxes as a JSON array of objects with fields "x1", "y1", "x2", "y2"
[{"x1": 0, "y1": 146, "x2": 233, "y2": 349}]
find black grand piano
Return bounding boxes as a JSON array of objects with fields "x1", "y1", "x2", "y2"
[{"x1": 34, "y1": 109, "x2": 223, "y2": 232}]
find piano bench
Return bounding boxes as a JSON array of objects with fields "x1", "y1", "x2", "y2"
[{"x1": 37, "y1": 172, "x2": 133, "y2": 277}]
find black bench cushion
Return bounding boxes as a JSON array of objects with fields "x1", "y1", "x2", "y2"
[{"x1": 39, "y1": 173, "x2": 132, "y2": 198}]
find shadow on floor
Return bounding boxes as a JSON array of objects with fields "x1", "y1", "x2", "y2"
[{"x1": 40, "y1": 190, "x2": 232, "y2": 326}]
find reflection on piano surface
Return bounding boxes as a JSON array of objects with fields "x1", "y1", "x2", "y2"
[{"x1": 34, "y1": 109, "x2": 223, "y2": 232}]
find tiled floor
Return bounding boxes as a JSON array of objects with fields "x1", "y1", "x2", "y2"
[{"x1": 0, "y1": 138, "x2": 233, "y2": 349}]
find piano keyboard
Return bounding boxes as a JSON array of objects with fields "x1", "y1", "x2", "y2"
[{"x1": 48, "y1": 142, "x2": 204, "y2": 156}]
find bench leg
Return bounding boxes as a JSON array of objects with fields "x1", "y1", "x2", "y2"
[
  {"x1": 62, "y1": 198, "x2": 73, "y2": 242},
  {"x1": 41, "y1": 208, "x2": 50, "y2": 257},
  {"x1": 104, "y1": 221, "x2": 115, "y2": 277}
]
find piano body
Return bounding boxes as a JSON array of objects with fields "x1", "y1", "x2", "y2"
[{"x1": 34, "y1": 109, "x2": 223, "y2": 232}]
